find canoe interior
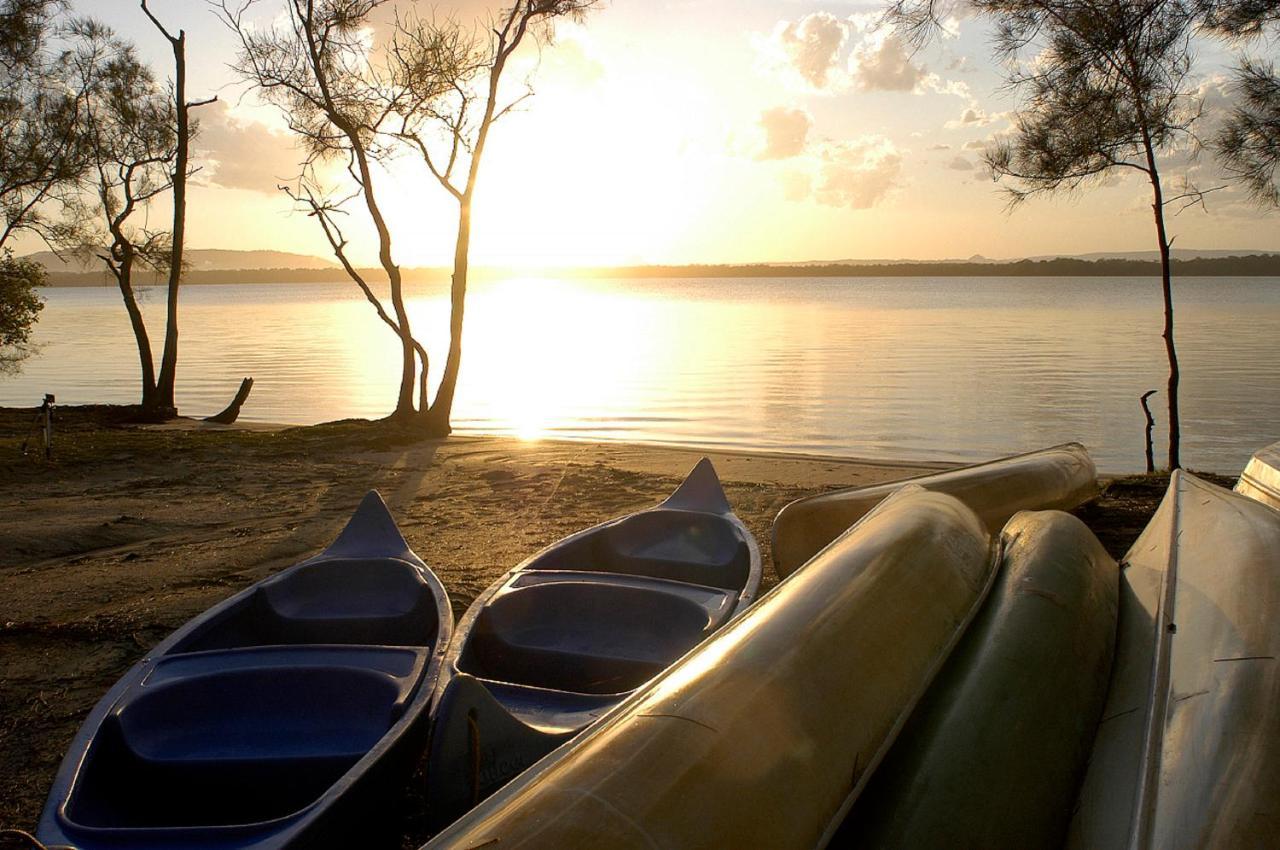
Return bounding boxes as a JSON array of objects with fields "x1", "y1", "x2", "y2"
[
  {"x1": 58, "y1": 554, "x2": 444, "y2": 835},
  {"x1": 458, "y1": 570, "x2": 736, "y2": 697}
]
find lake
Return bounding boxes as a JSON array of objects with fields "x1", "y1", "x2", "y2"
[{"x1": 4, "y1": 276, "x2": 1278, "y2": 473}]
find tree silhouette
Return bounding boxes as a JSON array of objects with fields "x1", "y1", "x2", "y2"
[
  {"x1": 224, "y1": 0, "x2": 596, "y2": 432},
  {"x1": 888, "y1": 0, "x2": 1206, "y2": 470},
  {"x1": 60, "y1": 17, "x2": 176, "y2": 409},
  {"x1": 142, "y1": 0, "x2": 216, "y2": 417}
]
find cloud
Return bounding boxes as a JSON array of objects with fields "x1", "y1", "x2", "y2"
[
  {"x1": 195, "y1": 103, "x2": 303, "y2": 194},
  {"x1": 760, "y1": 12, "x2": 850, "y2": 90},
  {"x1": 849, "y1": 31, "x2": 925, "y2": 92},
  {"x1": 813, "y1": 137, "x2": 902, "y2": 208},
  {"x1": 963, "y1": 139, "x2": 987, "y2": 150},
  {"x1": 929, "y1": 143, "x2": 952, "y2": 150},
  {"x1": 946, "y1": 105, "x2": 1001, "y2": 128},
  {"x1": 945, "y1": 155, "x2": 975, "y2": 170},
  {"x1": 757, "y1": 107, "x2": 813, "y2": 160}
]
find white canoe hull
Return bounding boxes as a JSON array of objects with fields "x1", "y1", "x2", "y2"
[
  {"x1": 1066, "y1": 471, "x2": 1280, "y2": 849},
  {"x1": 1235, "y1": 439, "x2": 1280, "y2": 511},
  {"x1": 424, "y1": 487, "x2": 996, "y2": 850},
  {"x1": 771, "y1": 442, "x2": 1097, "y2": 578}
]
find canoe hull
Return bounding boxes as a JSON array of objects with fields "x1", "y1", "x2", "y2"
[
  {"x1": 837, "y1": 510, "x2": 1118, "y2": 848},
  {"x1": 1235, "y1": 439, "x2": 1280, "y2": 511},
  {"x1": 425, "y1": 458, "x2": 762, "y2": 829},
  {"x1": 424, "y1": 487, "x2": 995, "y2": 850},
  {"x1": 37, "y1": 492, "x2": 453, "y2": 850},
  {"x1": 772, "y1": 441, "x2": 1097, "y2": 577},
  {"x1": 1066, "y1": 471, "x2": 1280, "y2": 850}
]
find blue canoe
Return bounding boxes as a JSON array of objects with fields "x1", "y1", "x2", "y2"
[
  {"x1": 424, "y1": 458, "x2": 762, "y2": 829},
  {"x1": 37, "y1": 491, "x2": 452, "y2": 850}
]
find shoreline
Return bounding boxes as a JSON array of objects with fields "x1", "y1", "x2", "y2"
[{"x1": 0, "y1": 407, "x2": 1228, "y2": 844}]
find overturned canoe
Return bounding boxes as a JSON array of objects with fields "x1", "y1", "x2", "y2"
[
  {"x1": 1066, "y1": 471, "x2": 1280, "y2": 849},
  {"x1": 424, "y1": 486, "x2": 995, "y2": 850},
  {"x1": 38, "y1": 492, "x2": 452, "y2": 850},
  {"x1": 1235, "y1": 439, "x2": 1280, "y2": 511},
  {"x1": 425, "y1": 458, "x2": 761, "y2": 828},
  {"x1": 836, "y1": 510, "x2": 1117, "y2": 849},
  {"x1": 772, "y1": 442, "x2": 1097, "y2": 577}
]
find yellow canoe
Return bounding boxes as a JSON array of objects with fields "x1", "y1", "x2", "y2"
[
  {"x1": 835, "y1": 510, "x2": 1117, "y2": 848},
  {"x1": 424, "y1": 486, "x2": 995, "y2": 850},
  {"x1": 1066, "y1": 471, "x2": 1280, "y2": 849},
  {"x1": 771, "y1": 442, "x2": 1098, "y2": 578},
  {"x1": 1235, "y1": 439, "x2": 1280, "y2": 511}
]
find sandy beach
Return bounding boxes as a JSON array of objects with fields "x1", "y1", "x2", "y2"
[{"x1": 0, "y1": 406, "x2": 1204, "y2": 845}]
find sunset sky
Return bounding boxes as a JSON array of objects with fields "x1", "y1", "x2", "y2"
[{"x1": 43, "y1": 0, "x2": 1280, "y2": 267}]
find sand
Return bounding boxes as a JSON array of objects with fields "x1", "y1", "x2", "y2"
[{"x1": 0, "y1": 407, "x2": 1194, "y2": 845}]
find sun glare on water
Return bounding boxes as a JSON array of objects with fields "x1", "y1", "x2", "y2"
[{"x1": 438, "y1": 278, "x2": 667, "y2": 441}]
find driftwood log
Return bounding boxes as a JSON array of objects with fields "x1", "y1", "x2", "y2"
[
  {"x1": 1140, "y1": 390, "x2": 1157, "y2": 473},
  {"x1": 204, "y1": 377, "x2": 254, "y2": 425}
]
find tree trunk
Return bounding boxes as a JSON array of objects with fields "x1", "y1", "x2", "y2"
[
  {"x1": 154, "y1": 27, "x2": 187, "y2": 418},
  {"x1": 112, "y1": 253, "x2": 159, "y2": 409},
  {"x1": 422, "y1": 196, "x2": 471, "y2": 437},
  {"x1": 1143, "y1": 150, "x2": 1180, "y2": 470}
]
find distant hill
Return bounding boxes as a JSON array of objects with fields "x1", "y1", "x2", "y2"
[
  {"x1": 1026, "y1": 248, "x2": 1279, "y2": 262},
  {"x1": 23, "y1": 248, "x2": 336, "y2": 274}
]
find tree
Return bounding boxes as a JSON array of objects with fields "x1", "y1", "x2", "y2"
[
  {"x1": 387, "y1": 0, "x2": 596, "y2": 436},
  {"x1": 1200, "y1": 2, "x2": 1280, "y2": 206},
  {"x1": 0, "y1": 248, "x2": 44, "y2": 374},
  {"x1": 141, "y1": 1, "x2": 215, "y2": 417},
  {"x1": 61, "y1": 18, "x2": 177, "y2": 410},
  {"x1": 0, "y1": 0, "x2": 89, "y2": 249},
  {"x1": 221, "y1": 0, "x2": 430, "y2": 421},
  {"x1": 223, "y1": 0, "x2": 595, "y2": 434},
  {"x1": 888, "y1": 0, "x2": 1202, "y2": 470}
]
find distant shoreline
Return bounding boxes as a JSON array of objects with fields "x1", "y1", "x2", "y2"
[{"x1": 37, "y1": 254, "x2": 1280, "y2": 286}]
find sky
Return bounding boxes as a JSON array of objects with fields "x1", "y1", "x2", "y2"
[{"x1": 32, "y1": 0, "x2": 1280, "y2": 267}]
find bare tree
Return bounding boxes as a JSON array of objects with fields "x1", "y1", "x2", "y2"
[
  {"x1": 387, "y1": 0, "x2": 596, "y2": 436},
  {"x1": 887, "y1": 0, "x2": 1203, "y2": 470},
  {"x1": 60, "y1": 18, "x2": 177, "y2": 409},
  {"x1": 223, "y1": 0, "x2": 596, "y2": 432},
  {"x1": 221, "y1": 0, "x2": 427, "y2": 420},
  {"x1": 141, "y1": 0, "x2": 216, "y2": 417}
]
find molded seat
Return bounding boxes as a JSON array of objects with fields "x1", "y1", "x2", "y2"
[
  {"x1": 64, "y1": 666, "x2": 405, "y2": 830},
  {"x1": 175, "y1": 558, "x2": 440, "y2": 652},
  {"x1": 458, "y1": 581, "x2": 713, "y2": 695}
]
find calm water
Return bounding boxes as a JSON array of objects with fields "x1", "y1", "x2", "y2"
[{"x1": 4, "y1": 276, "x2": 1278, "y2": 473}]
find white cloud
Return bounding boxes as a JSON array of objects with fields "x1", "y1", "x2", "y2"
[
  {"x1": 757, "y1": 107, "x2": 813, "y2": 160},
  {"x1": 945, "y1": 155, "x2": 975, "y2": 171},
  {"x1": 849, "y1": 31, "x2": 925, "y2": 92},
  {"x1": 946, "y1": 105, "x2": 1001, "y2": 128},
  {"x1": 759, "y1": 12, "x2": 850, "y2": 90},
  {"x1": 814, "y1": 136, "x2": 903, "y2": 208},
  {"x1": 195, "y1": 102, "x2": 303, "y2": 195}
]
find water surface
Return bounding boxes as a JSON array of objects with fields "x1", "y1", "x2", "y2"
[{"x1": 4, "y1": 276, "x2": 1277, "y2": 472}]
